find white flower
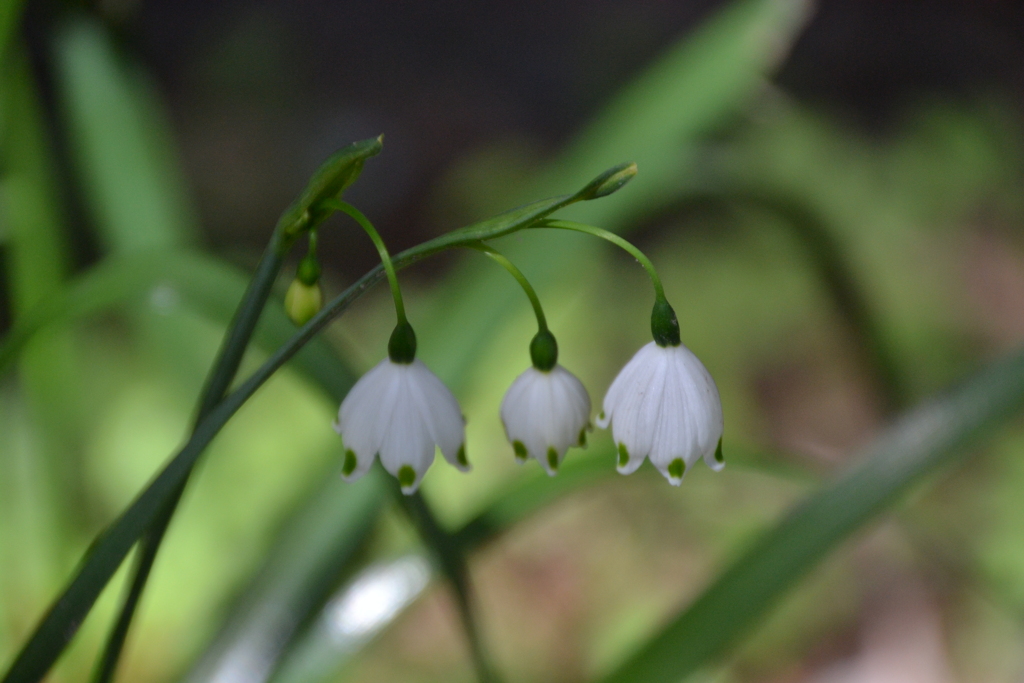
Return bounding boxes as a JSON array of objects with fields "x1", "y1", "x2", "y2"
[
  {"x1": 500, "y1": 365, "x2": 591, "y2": 475},
  {"x1": 596, "y1": 341, "x2": 723, "y2": 485},
  {"x1": 334, "y1": 358, "x2": 467, "y2": 493}
]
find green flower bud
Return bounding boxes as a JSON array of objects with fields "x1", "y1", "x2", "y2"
[{"x1": 284, "y1": 279, "x2": 323, "y2": 326}]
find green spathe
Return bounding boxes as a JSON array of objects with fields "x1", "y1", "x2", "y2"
[
  {"x1": 277, "y1": 136, "x2": 384, "y2": 239},
  {"x1": 578, "y1": 161, "x2": 638, "y2": 200}
]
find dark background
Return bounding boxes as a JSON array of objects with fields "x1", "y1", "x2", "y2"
[{"x1": 22, "y1": 0, "x2": 1024, "y2": 276}]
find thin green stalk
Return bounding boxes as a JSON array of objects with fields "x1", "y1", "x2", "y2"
[
  {"x1": 464, "y1": 243, "x2": 547, "y2": 332},
  {"x1": 1, "y1": 161, "x2": 632, "y2": 683},
  {"x1": 535, "y1": 219, "x2": 666, "y2": 301},
  {"x1": 396, "y1": 488, "x2": 498, "y2": 683},
  {"x1": 327, "y1": 200, "x2": 407, "y2": 323}
]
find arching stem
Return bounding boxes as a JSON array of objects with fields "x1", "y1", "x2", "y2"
[
  {"x1": 464, "y1": 242, "x2": 548, "y2": 333},
  {"x1": 327, "y1": 200, "x2": 407, "y2": 324},
  {"x1": 535, "y1": 219, "x2": 666, "y2": 302}
]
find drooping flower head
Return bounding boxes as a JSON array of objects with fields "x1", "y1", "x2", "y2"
[
  {"x1": 329, "y1": 204, "x2": 470, "y2": 494},
  {"x1": 596, "y1": 298, "x2": 723, "y2": 485},
  {"x1": 334, "y1": 323, "x2": 468, "y2": 494},
  {"x1": 500, "y1": 329, "x2": 591, "y2": 475}
]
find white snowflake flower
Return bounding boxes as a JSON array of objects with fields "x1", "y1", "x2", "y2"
[
  {"x1": 500, "y1": 365, "x2": 591, "y2": 475},
  {"x1": 334, "y1": 357, "x2": 468, "y2": 493},
  {"x1": 596, "y1": 341, "x2": 723, "y2": 485}
]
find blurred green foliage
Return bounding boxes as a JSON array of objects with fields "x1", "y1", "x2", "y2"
[{"x1": 4, "y1": 0, "x2": 1024, "y2": 682}]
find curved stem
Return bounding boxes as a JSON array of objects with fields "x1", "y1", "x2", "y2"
[
  {"x1": 464, "y1": 242, "x2": 547, "y2": 332},
  {"x1": 535, "y1": 219, "x2": 666, "y2": 302},
  {"x1": 328, "y1": 200, "x2": 407, "y2": 324}
]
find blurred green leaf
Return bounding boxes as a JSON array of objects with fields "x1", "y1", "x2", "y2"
[
  {"x1": 536, "y1": 0, "x2": 813, "y2": 226},
  {"x1": 0, "y1": 249, "x2": 343, "y2": 398},
  {"x1": 53, "y1": 16, "x2": 198, "y2": 251},
  {"x1": 183, "y1": 470, "x2": 385, "y2": 683},
  {"x1": 0, "y1": 0, "x2": 25, "y2": 69},
  {"x1": 0, "y1": 161, "x2": 630, "y2": 683},
  {"x1": 600, "y1": 346, "x2": 1024, "y2": 683},
  {"x1": 420, "y1": 0, "x2": 814, "y2": 385},
  {"x1": 0, "y1": 40, "x2": 86, "y2": 540}
]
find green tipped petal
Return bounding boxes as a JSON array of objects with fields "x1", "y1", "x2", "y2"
[
  {"x1": 668, "y1": 458, "x2": 685, "y2": 480},
  {"x1": 397, "y1": 465, "x2": 416, "y2": 489},
  {"x1": 513, "y1": 440, "x2": 528, "y2": 462},
  {"x1": 547, "y1": 447, "x2": 559, "y2": 473},
  {"x1": 342, "y1": 449, "x2": 357, "y2": 476}
]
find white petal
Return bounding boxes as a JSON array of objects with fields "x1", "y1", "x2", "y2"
[
  {"x1": 648, "y1": 353, "x2": 689, "y2": 484},
  {"x1": 334, "y1": 358, "x2": 468, "y2": 493},
  {"x1": 609, "y1": 345, "x2": 668, "y2": 474},
  {"x1": 499, "y1": 365, "x2": 591, "y2": 475},
  {"x1": 377, "y1": 369, "x2": 435, "y2": 493},
  {"x1": 336, "y1": 359, "x2": 402, "y2": 479},
  {"x1": 406, "y1": 360, "x2": 468, "y2": 471},
  {"x1": 598, "y1": 341, "x2": 659, "y2": 429}
]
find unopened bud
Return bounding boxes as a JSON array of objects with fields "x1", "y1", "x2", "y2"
[
  {"x1": 285, "y1": 279, "x2": 323, "y2": 326},
  {"x1": 578, "y1": 162, "x2": 638, "y2": 200}
]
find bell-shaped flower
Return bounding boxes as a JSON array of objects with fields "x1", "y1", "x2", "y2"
[
  {"x1": 596, "y1": 340, "x2": 723, "y2": 485},
  {"x1": 500, "y1": 364, "x2": 591, "y2": 475},
  {"x1": 334, "y1": 356, "x2": 468, "y2": 494}
]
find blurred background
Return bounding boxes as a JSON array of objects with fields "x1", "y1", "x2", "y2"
[{"x1": 4, "y1": 0, "x2": 1024, "y2": 681}]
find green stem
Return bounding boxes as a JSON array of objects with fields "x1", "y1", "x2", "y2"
[
  {"x1": 397, "y1": 487, "x2": 498, "y2": 683},
  {"x1": 327, "y1": 200, "x2": 407, "y2": 324},
  {"x1": 536, "y1": 219, "x2": 666, "y2": 302},
  {"x1": 465, "y1": 242, "x2": 547, "y2": 332}
]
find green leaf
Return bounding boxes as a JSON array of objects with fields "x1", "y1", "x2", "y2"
[
  {"x1": 183, "y1": 471, "x2": 385, "y2": 683},
  {"x1": 0, "y1": 0, "x2": 26, "y2": 73},
  {"x1": 419, "y1": 0, "x2": 814, "y2": 385},
  {"x1": 53, "y1": 17, "x2": 198, "y2": 251},
  {"x1": 0, "y1": 42, "x2": 85, "y2": 583},
  {"x1": 535, "y1": 0, "x2": 813, "y2": 227},
  {"x1": 600, "y1": 346, "x2": 1024, "y2": 683}
]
